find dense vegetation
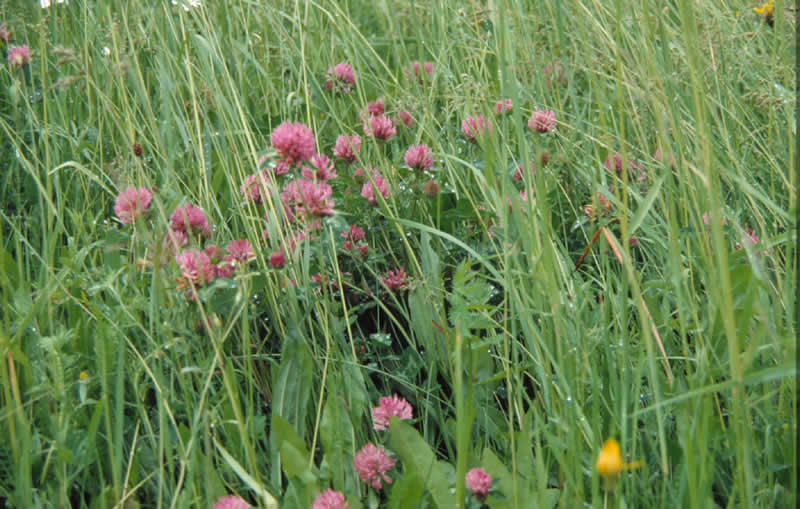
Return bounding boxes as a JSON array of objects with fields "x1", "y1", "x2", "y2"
[{"x1": 0, "y1": 1, "x2": 795, "y2": 507}]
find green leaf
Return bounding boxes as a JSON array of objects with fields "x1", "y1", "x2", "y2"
[
  {"x1": 320, "y1": 393, "x2": 356, "y2": 490},
  {"x1": 387, "y1": 470, "x2": 426, "y2": 509},
  {"x1": 389, "y1": 419, "x2": 455, "y2": 508},
  {"x1": 214, "y1": 438, "x2": 278, "y2": 508}
]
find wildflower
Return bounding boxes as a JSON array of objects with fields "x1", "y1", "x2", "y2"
[
  {"x1": 372, "y1": 394, "x2": 413, "y2": 430},
  {"x1": 753, "y1": 0, "x2": 773, "y2": 23},
  {"x1": 301, "y1": 153, "x2": 337, "y2": 181},
  {"x1": 347, "y1": 225, "x2": 366, "y2": 242},
  {"x1": 295, "y1": 178, "x2": 335, "y2": 217},
  {"x1": 494, "y1": 99, "x2": 513, "y2": 114},
  {"x1": 528, "y1": 109, "x2": 556, "y2": 133},
  {"x1": 380, "y1": 267, "x2": 408, "y2": 292},
  {"x1": 366, "y1": 99, "x2": 385, "y2": 117},
  {"x1": 465, "y1": 467, "x2": 492, "y2": 501},
  {"x1": 175, "y1": 249, "x2": 212, "y2": 286},
  {"x1": 397, "y1": 110, "x2": 414, "y2": 128},
  {"x1": 604, "y1": 151, "x2": 641, "y2": 178},
  {"x1": 461, "y1": 115, "x2": 490, "y2": 142},
  {"x1": 225, "y1": 239, "x2": 255, "y2": 266},
  {"x1": 423, "y1": 179, "x2": 438, "y2": 197},
  {"x1": 8, "y1": 45, "x2": 30, "y2": 68},
  {"x1": 325, "y1": 63, "x2": 355, "y2": 94},
  {"x1": 333, "y1": 134, "x2": 361, "y2": 162},
  {"x1": 163, "y1": 230, "x2": 188, "y2": 254},
  {"x1": 114, "y1": 187, "x2": 153, "y2": 224},
  {"x1": 170, "y1": 203, "x2": 211, "y2": 236},
  {"x1": 357, "y1": 244, "x2": 369, "y2": 257},
  {"x1": 404, "y1": 144, "x2": 434, "y2": 170},
  {"x1": 0, "y1": 23, "x2": 10, "y2": 44},
  {"x1": 595, "y1": 438, "x2": 642, "y2": 490},
  {"x1": 543, "y1": 62, "x2": 567, "y2": 88},
  {"x1": 361, "y1": 171, "x2": 389, "y2": 205},
  {"x1": 270, "y1": 122, "x2": 316, "y2": 168},
  {"x1": 269, "y1": 251, "x2": 286, "y2": 268},
  {"x1": 79, "y1": 371, "x2": 89, "y2": 380},
  {"x1": 240, "y1": 171, "x2": 271, "y2": 203},
  {"x1": 312, "y1": 490, "x2": 349, "y2": 509},
  {"x1": 353, "y1": 443, "x2": 395, "y2": 490},
  {"x1": 653, "y1": 148, "x2": 675, "y2": 168},
  {"x1": 213, "y1": 495, "x2": 249, "y2": 509},
  {"x1": 363, "y1": 114, "x2": 396, "y2": 141},
  {"x1": 352, "y1": 167, "x2": 368, "y2": 181},
  {"x1": 736, "y1": 228, "x2": 762, "y2": 256},
  {"x1": 405, "y1": 61, "x2": 434, "y2": 83},
  {"x1": 512, "y1": 161, "x2": 536, "y2": 181}
]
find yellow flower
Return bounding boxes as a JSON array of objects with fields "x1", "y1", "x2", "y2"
[
  {"x1": 596, "y1": 439, "x2": 642, "y2": 490},
  {"x1": 753, "y1": 0, "x2": 773, "y2": 16},
  {"x1": 79, "y1": 371, "x2": 89, "y2": 380}
]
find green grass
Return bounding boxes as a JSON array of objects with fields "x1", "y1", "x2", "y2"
[{"x1": 0, "y1": 0, "x2": 795, "y2": 507}]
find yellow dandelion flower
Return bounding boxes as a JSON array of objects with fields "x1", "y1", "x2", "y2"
[
  {"x1": 753, "y1": 0, "x2": 773, "y2": 16},
  {"x1": 79, "y1": 371, "x2": 89, "y2": 380},
  {"x1": 596, "y1": 439, "x2": 643, "y2": 490}
]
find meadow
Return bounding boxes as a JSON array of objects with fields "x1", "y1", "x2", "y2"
[{"x1": 0, "y1": 0, "x2": 796, "y2": 507}]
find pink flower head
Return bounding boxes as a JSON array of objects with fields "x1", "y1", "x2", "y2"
[
  {"x1": 325, "y1": 62, "x2": 355, "y2": 94},
  {"x1": 736, "y1": 229, "x2": 761, "y2": 256},
  {"x1": 163, "y1": 230, "x2": 188, "y2": 254},
  {"x1": 295, "y1": 178, "x2": 335, "y2": 217},
  {"x1": 494, "y1": 99, "x2": 513, "y2": 114},
  {"x1": 423, "y1": 179, "x2": 438, "y2": 197},
  {"x1": 240, "y1": 171, "x2": 270, "y2": 203},
  {"x1": 604, "y1": 151, "x2": 641, "y2": 177},
  {"x1": 8, "y1": 45, "x2": 30, "y2": 68},
  {"x1": 225, "y1": 239, "x2": 255, "y2": 265},
  {"x1": 352, "y1": 167, "x2": 368, "y2": 181},
  {"x1": 213, "y1": 495, "x2": 250, "y2": 509},
  {"x1": 405, "y1": 61, "x2": 434, "y2": 83},
  {"x1": 461, "y1": 115, "x2": 490, "y2": 142},
  {"x1": 301, "y1": 153, "x2": 337, "y2": 181},
  {"x1": 343, "y1": 224, "x2": 366, "y2": 243},
  {"x1": 175, "y1": 249, "x2": 212, "y2": 286},
  {"x1": 372, "y1": 394, "x2": 413, "y2": 430},
  {"x1": 353, "y1": 443, "x2": 395, "y2": 490},
  {"x1": 544, "y1": 62, "x2": 567, "y2": 88},
  {"x1": 528, "y1": 109, "x2": 556, "y2": 133},
  {"x1": 653, "y1": 148, "x2": 676, "y2": 168},
  {"x1": 380, "y1": 267, "x2": 408, "y2": 292},
  {"x1": 366, "y1": 99, "x2": 385, "y2": 117},
  {"x1": 170, "y1": 203, "x2": 211, "y2": 236},
  {"x1": 333, "y1": 134, "x2": 361, "y2": 162},
  {"x1": 0, "y1": 23, "x2": 10, "y2": 45},
  {"x1": 269, "y1": 251, "x2": 286, "y2": 268},
  {"x1": 404, "y1": 144, "x2": 434, "y2": 170},
  {"x1": 465, "y1": 467, "x2": 492, "y2": 501},
  {"x1": 363, "y1": 115, "x2": 396, "y2": 141},
  {"x1": 513, "y1": 161, "x2": 536, "y2": 181},
  {"x1": 114, "y1": 187, "x2": 153, "y2": 224},
  {"x1": 270, "y1": 122, "x2": 316, "y2": 167},
  {"x1": 357, "y1": 243, "x2": 369, "y2": 257},
  {"x1": 361, "y1": 171, "x2": 389, "y2": 205},
  {"x1": 312, "y1": 490, "x2": 349, "y2": 509},
  {"x1": 397, "y1": 110, "x2": 414, "y2": 128}
]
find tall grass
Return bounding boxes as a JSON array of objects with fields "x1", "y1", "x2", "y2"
[{"x1": 0, "y1": 0, "x2": 795, "y2": 507}]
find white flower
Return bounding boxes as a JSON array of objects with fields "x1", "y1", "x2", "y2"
[
  {"x1": 102, "y1": 46, "x2": 111, "y2": 56},
  {"x1": 41, "y1": 0, "x2": 67, "y2": 8}
]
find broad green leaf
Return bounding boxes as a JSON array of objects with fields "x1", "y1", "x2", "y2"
[
  {"x1": 388, "y1": 470, "x2": 426, "y2": 509},
  {"x1": 389, "y1": 419, "x2": 455, "y2": 508}
]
